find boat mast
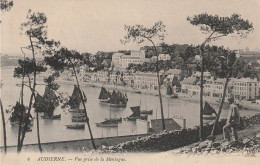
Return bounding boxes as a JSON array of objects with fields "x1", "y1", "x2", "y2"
[{"x1": 168, "y1": 102, "x2": 169, "y2": 118}]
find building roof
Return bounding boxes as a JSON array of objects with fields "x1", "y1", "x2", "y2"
[
  {"x1": 232, "y1": 78, "x2": 258, "y2": 83},
  {"x1": 159, "y1": 53, "x2": 171, "y2": 57},
  {"x1": 213, "y1": 78, "x2": 226, "y2": 85},
  {"x1": 180, "y1": 77, "x2": 198, "y2": 85},
  {"x1": 165, "y1": 69, "x2": 182, "y2": 75},
  {"x1": 101, "y1": 59, "x2": 112, "y2": 66},
  {"x1": 150, "y1": 118, "x2": 182, "y2": 134},
  {"x1": 193, "y1": 71, "x2": 211, "y2": 77}
]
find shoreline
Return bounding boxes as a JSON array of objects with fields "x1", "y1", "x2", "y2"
[{"x1": 56, "y1": 79, "x2": 260, "y2": 110}]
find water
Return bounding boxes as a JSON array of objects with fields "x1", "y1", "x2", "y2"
[{"x1": 0, "y1": 66, "x2": 259, "y2": 146}]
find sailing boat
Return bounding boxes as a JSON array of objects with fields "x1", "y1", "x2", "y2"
[
  {"x1": 66, "y1": 100, "x2": 85, "y2": 129},
  {"x1": 98, "y1": 87, "x2": 128, "y2": 108},
  {"x1": 68, "y1": 85, "x2": 86, "y2": 112},
  {"x1": 41, "y1": 86, "x2": 61, "y2": 119},
  {"x1": 34, "y1": 94, "x2": 45, "y2": 112},
  {"x1": 96, "y1": 108, "x2": 122, "y2": 127},
  {"x1": 203, "y1": 101, "x2": 217, "y2": 120},
  {"x1": 9, "y1": 101, "x2": 33, "y2": 127},
  {"x1": 98, "y1": 87, "x2": 110, "y2": 103},
  {"x1": 166, "y1": 85, "x2": 178, "y2": 98},
  {"x1": 127, "y1": 106, "x2": 147, "y2": 121}
]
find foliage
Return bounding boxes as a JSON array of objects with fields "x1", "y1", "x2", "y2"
[
  {"x1": 232, "y1": 59, "x2": 259, "y2": 79},
  {"x1": 44, "y1": 74, "x2": 60, "y2": 91},
  {"x1": 13, "y1": 58, "x2": 47, "y2": 78},
  {"x1": 187, "y1": 13, "x2": 253, "y2": 38},
  {"x1": 180, "y1": 45, "x2": 198, "y2": 62},
  {"x1": 20, "y1": 9, "x2": 60, "y2": 55},
  {"x1": 0, "y1": 0, "x2": 13, "y2": 12},
  {"x1": 45, "y1": 47, "x2": 87, "y2": 72},
  {"x1": 121, "y1": 21, "x2": 166, "y2": 44},
  {"x1": 160, "y1": 43, "x2": 175, "y2": 60}
]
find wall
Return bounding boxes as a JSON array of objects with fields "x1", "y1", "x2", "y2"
[{"x1": 0, "y1": 134, "x2": 148, "y2": 153}]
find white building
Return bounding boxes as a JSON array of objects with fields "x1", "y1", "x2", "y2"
[
  {"x1": 158, "y1": 54, "x2": 171, "y2": 61},
  {"x1": 112, "y1": 53, "x2": 124, "y2": 68},
  {"x1": 134, "y1": 72, "x2": 160, "y2": 90},
  {"x1": 119, "y1": 56, "x2": 143, "y2": 68},
  {"x1": 112, "y1": 50, "x2": 146, "y2": 69},
  {"x1": 192, "y1": 71, "x2": 211, "y2": 80},
  {"x1": 232, "y1": 78, "x2": 259, "y2": 101}
]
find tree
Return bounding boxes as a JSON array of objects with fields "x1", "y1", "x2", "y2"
[
  {"x1": 19, "y1": 9, "x2": 60, "y2": 152},
  {"x1": 187, "y1": 13, "x2": 253, "y2": 139},
  {"x1": 0, "y1": 99, "x2": 7, "y2": 153},
  {"x1": 0, "y1": 0, "x2": 13, "y2": 12},
  {"x1": 160, "y1": 43, "x2": 175, "y2": 60},
  {"x1": 14, "y1": 56, "x2": 47, "y2": 152},
  {"x1": 45, "y1": 47, "x2": 96, "y2": 149},
  {"x1": 121, "y1": 21, "x2": 167, "y2": 130}
]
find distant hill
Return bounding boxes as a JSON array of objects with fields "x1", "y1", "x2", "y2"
[{"x1": 1, "y1": 55, "x2": 22, "y2": 67}]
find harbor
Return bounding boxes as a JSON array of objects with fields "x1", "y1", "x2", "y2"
[{"x1": 1, "y1": 66, "x2": 259, "y2": 148}]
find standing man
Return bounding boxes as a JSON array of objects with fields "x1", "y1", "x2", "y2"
[{"x1": 223, "y1": 98, "x2": 240, "y2": 141}]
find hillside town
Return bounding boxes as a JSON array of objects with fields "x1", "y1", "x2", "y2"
[{"x1": 40, "y1": 47, "x2": 260, "y2": 107}]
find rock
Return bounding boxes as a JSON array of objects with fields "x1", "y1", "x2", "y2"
[
  {"x1": 243, "y1": 138, "x2": 251, "y2": 145},
  {"x1": 198, "y1": 141, "x2": 208, "y2": 149},
  {"x1": 207, "y1": 141, "x2": 213, "y2": 148},
  {"x1": 192, "y1": 147, "x2": 198, "y2": 153},
  {"x1": 101, "y1": 145, "x2": 107, "y2": 150},
  {"x1": 255, "y1": 133, "x2": 260, "y2": 139},
  {"x1": 226, "y1": 149, "x2": 233, "y2": 153},
  {"x1": 230, "y1": 140, "x2": 243, "y2": 149},
  {"x1": 212, "y1": 142, "x2": 221, "y2": 148},
  {"x1": 221, "y1": 141, "x2": 230, "y2": 148},
  {"x1": 207, "y1": 135, "x2": 216, "y2": 140}
]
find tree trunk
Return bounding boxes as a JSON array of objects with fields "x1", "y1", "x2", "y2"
[
  {"x1": 199, "y1": 47, "x2": 204, "y2": 140},
  {"x1": 197, "y1": 31, "x2": 215, "y2": 140},
  {"x1": 17, "y1": 50, "x2": 25, "y2": 152},
  {"x1": 0, "y1": 99, "x2": 7, "y2": 153},
  {"x1": 149, "y1": 39, "x2": 165, "y2": 130},
  {"x1": 19, "y1": 35, "x2": 42, "y2": 152},
  {"x1": 211, "y1": 73, "x2": 230, "y2": 136},
  {"x1": 71, "y1": 61, "x2": 96, "y2": 149}
]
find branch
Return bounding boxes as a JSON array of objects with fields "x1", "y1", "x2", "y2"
[{"x1": 209, "y1": 34, "x2": 228, "y2": 40}]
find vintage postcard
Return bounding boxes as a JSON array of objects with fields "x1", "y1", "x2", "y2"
[{"x1": 1, "y1": 0, "x2": 260, "y2": 164}]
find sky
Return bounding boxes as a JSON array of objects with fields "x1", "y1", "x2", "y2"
[{"x1": 1, "y1": 0, "x2": 260, "y2": 56}]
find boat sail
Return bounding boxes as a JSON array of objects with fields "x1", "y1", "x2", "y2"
[
  {"x1": 127, "y1": 106, "x2": 147, "y2": 121},
  {"x1": 40, "y1": 86, "x2": 61, "y2": 119},
  {"x1": 68, "y1": 85, "x2": 84, "y2": 109},
  {"x1": 98, "y1": 87, "x2": 110, "y2": 102},
  {"x1": 203, "y1": 101, "x2": 217, "y2": 120},
  {"x1": 9, "y1": 101, "x2": 33, "y2": 127},
  {"x1": 34, "y1": 94, "x2": 45, "y2": 112},
  {"x1": 98, "y1": 87, "x2": 128, "y2": 108},
  {"x1": 68, "y1": 85, "x2": 86, "y2": 113}
]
